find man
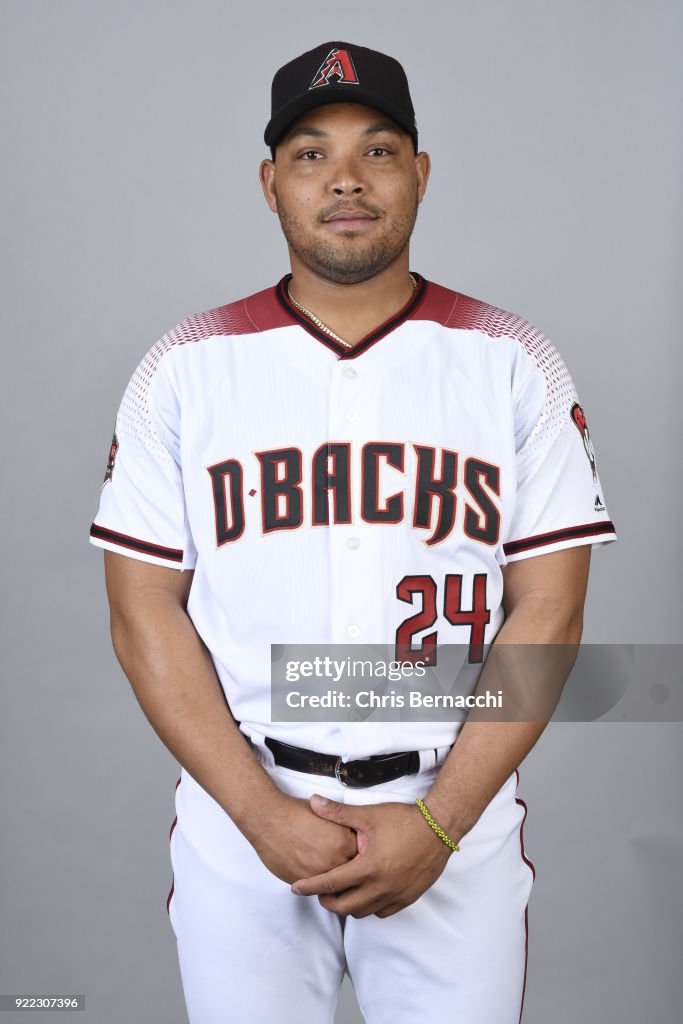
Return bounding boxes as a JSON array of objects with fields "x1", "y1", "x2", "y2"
[{"x1": 90, "y1": 41, "x2": 616, "y2": 1024}]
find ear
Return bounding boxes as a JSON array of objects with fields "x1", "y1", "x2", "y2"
[
  {"x1": 415, "y1": 151, "x2": 431, "y2": 204},
  {"x1": 259, "y1": 159, "x2": 278, "y2": 213}
]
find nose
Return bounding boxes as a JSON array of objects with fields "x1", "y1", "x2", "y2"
[
  {"x1": 329, "y1": 155, "x2": 365, "y2": 197},
  {"x1": 333, "y1": 181, "x2": 363, "y2": 196}
]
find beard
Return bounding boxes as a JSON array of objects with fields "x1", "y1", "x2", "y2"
[{"x1": 275, "y1": 189, "x2": 420, "y2": 285}]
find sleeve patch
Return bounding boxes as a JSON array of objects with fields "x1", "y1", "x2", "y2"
[
  {"x1": 570, "y1": 402, "x2": 606, "y2": 511},
  {"x1": 103, "y1": 431, "x2": 119, "y2": 485}
]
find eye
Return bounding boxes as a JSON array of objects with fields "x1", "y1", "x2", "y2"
[
  {"x1": 298, "y1": 150, "x2": 324, "y2": 160},
  {"x1": 367, "y1": 146, "x2": 391, "y2": 157}
]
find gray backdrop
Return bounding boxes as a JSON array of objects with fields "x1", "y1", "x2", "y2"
[{"x1": 2, "y1": 0, "x2": 681, "y2": 1021}]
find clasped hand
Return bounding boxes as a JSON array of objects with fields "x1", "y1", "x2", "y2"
[{"x1": 290, "y1": 794, "x2": 454, "y2": 919}]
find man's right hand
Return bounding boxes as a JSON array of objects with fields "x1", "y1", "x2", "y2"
[
  {"x1": 244, "y1": 791, "x2": 358, "y2": 884},
  {"x1": 101, "y1": 553, "x2": 358, "y2": 888}
]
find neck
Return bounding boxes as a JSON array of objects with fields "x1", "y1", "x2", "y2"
[{"x1": 287, "y1": 257, "x2": 416, "y2": 348}]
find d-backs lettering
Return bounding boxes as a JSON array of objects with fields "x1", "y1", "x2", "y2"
[{"x1": 207, "y1": 441, "x2": 501, "y2": 548}]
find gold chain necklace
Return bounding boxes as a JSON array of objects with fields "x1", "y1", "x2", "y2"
[{"x1": 287, "y1": 274, "x2": 417, "y2": 349}]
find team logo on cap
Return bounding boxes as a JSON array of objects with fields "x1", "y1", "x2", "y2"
[
  {"x1": 570, "y1": 402, "x2": 605, "y2": 510},
  {"x1": 310, "y1": 48, "x2": 359, "y2": 89}
]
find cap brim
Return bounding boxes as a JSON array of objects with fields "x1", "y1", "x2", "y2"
[{"x1": 264, "y1": 88, "x2": 417, "y2": 148}]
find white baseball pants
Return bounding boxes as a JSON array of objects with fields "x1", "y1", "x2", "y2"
[{"x1": 167, "y1": 733, "x2": 534, "y2": 1024}]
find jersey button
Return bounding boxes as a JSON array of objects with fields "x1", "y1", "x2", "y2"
[
  {"x1": 345, "y1": 408, "x2": 358, "y2": 422},
  {"x1": 346, "y1": 537, "x2": 360, "y2": 550},
  {"x1": 347, "y1": 624, "x2": 361, "y2": 638},
  {"x1": 343, "y1": 367, "x2": 357, "y2": 379}
]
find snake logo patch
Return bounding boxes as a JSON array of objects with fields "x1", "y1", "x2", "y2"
[
  {"x1": 103, "y1": 431, "x2": 119, "y2": 486},
  {"x1": 570, "y1": 403, "x2": 605, "y2": 511}
]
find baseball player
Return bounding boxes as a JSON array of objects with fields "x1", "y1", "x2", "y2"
[{"x1": 90, "y1": 41, "x2": 616, "y2": 1024}]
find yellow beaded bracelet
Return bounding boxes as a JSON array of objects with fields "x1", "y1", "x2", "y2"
[{"x1": 415, "y1": 798, "x2": 460, "y2": 852}]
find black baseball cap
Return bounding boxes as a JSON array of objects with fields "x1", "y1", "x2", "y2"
[{"x1": 264, "y1": 41, "x2": 418, "y2": 155}]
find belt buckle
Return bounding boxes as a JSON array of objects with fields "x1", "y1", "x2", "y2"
[{"x1": 334, "y1": 756, "x2": 350, "y2": 787}]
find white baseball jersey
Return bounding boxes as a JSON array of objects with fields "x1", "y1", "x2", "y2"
[{"x1": 89, "y1": 273, "x2": 616, "y2": 758}]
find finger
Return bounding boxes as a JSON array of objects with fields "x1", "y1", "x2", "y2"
[
  {"x1": 319, "y1": 888, "x2": 384, "y2": 918},
  {"x1": 374, "y1": 903, "x2": 405, "y2": 919},
  {"x1": 308, "y1": 794, "x2": 368, "y2": 829},
  {"x1": 291, "y1": 857, "x2": 367, "y2": 896}
]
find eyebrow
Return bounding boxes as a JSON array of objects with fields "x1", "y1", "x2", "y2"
[{"x1": 283, "y1": 121, "x2": 404, "y2": 143}]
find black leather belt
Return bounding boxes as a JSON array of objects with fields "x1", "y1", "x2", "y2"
[{"x1": 264, "y1": 736, "x2": 421, "y2": 789}]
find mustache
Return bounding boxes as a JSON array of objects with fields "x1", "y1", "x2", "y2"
[{"x1": 317, "y1": 200, "x2": 384, "y2": 223}]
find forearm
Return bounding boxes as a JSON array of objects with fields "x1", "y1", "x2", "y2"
[
  {"x1": 424, "y1": 595, "x2": 583, "y2": 841},
  {"x1": 109, "y1": 595, "x2": 281, "y2": 842}
]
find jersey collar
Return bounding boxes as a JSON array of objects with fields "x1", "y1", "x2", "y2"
[{"x1": 275, "y1": 272, "x2": 428, "y2": 359}]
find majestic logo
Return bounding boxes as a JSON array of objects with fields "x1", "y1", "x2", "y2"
[
  {"x1": 570, "y1": 403, "x2": 605, "y2": 511},
  {"x1": 103, "y1": 431, "x2": 119, "y2": 486},
  {"x1": 310, "y1": 48, "x2": 360, "y2": 89}
]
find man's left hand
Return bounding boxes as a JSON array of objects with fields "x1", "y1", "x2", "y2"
[{"x1": 290, "y1": 795, "x2": 457, "y2": 919}]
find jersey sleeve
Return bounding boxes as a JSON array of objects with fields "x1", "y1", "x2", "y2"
[
  {"x1": 501, "y1": 335, "x2": 617, "y2": 563},
  {"x1": 89, "y1": 342, "x2": 197, "y2": 571}
]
